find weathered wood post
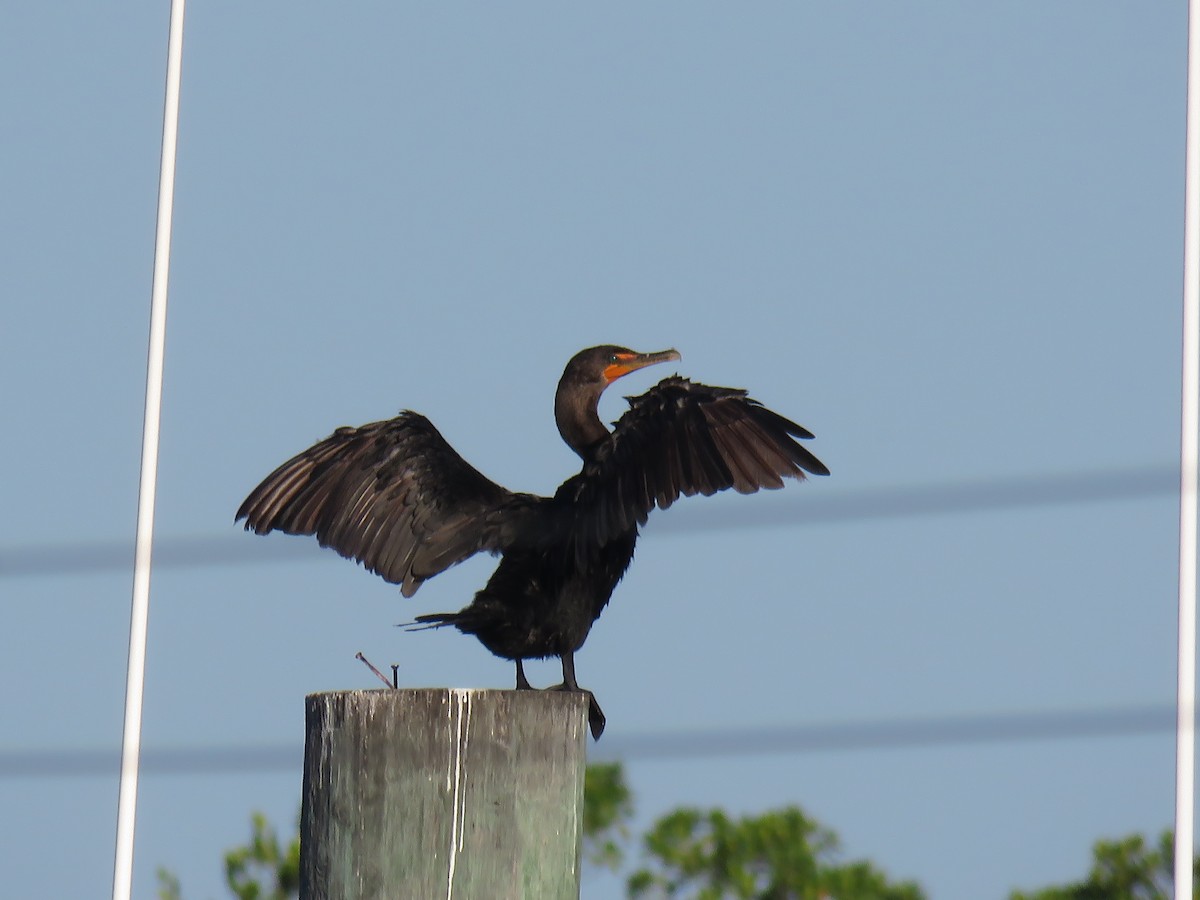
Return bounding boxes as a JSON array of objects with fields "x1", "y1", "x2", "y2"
[{"x1": 300, "y1": 688, "x2": 590, "y2": 899}]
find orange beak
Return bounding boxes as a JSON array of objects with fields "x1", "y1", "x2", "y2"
[{"x1": 602, "y1": 348, "x2": 681, "y2": 383}]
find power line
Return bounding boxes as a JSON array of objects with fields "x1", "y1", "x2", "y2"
[
  {"x1": 1, "y1": 702, "x2": 1173, "y2": 780},
  {"x1": 0, "y1": 464, "x2": 1176, "y2": 580},
  {"x1": 596, "y1": 702, "x2": 1174, "y2": 762}
]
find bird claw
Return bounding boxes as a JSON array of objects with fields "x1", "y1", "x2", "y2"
[
  {"x1": 585, "y1": 696, "x2": 606, "y2": 740},
  {"x1": 544, "y1": 682, "x2": 605, "y2": 740}
]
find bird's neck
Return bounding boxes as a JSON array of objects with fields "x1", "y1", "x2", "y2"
[{"x1": 555, "y1": 379, "x2": 609, "y2": 460}]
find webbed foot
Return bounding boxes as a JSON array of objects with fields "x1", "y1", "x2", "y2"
[
  {"x1": 543, "y1": 681, "x2": 605, "y2": 739},
  {"x1": 550, "y1": 651, "x2": 606, "y2": 739}
]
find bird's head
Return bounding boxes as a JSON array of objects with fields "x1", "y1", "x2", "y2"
[
  {"x1": 565, "y1": 345, "x2": 682, "y2": 389},
  {"x1": 555, "y1": 345, "x2": 681, "y2": 457}
]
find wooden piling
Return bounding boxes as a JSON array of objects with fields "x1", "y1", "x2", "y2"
[{"x1": 299, "y1": 688, "x2": 590, "y2": 899}]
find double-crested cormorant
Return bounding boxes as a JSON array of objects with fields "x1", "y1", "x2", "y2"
[{"x1": 236, "y1": 346, "x2": 828, "y2": 738}]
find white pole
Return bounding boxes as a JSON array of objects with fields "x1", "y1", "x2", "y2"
[
  {"x1": 1179, "y1": 1, "x2": 1200, "y2": 897},
  {"x1": 112, "y1": 1, "x2": 187, "y2": 898}
]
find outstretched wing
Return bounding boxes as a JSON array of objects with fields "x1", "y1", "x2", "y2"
[
  {"x1": 236, "y1": 412, "x2": 542, "y2": 596},
  {"x1": 560, "y1": 376, "x2": 828, "y2": 550}
]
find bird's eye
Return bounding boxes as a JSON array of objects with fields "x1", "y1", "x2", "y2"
[{"x1": 608, "y1": 353, "x2": 619, "y2": 363}]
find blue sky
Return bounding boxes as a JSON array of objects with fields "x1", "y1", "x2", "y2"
[{"x1": 1, "y1": 3, "x2": 1190, "y2": 897}]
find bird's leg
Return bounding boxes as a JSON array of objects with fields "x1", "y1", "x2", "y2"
[
  {"x1": 515, "y1": 659, "x2": 534, "y2": 691},
  {"x1": 558, "y1": 650, "x2": 582, "y2": 691},
  {"x1": 555, "y1": 651, "x2": 606, "y2": 741}
]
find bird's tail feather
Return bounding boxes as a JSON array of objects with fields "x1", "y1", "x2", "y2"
[{"x1": 399, "y1": 612, "x2": 460, "y2": 632}]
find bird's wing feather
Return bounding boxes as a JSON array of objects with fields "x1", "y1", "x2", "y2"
[
  {"x1": 560, "y1": 377, "x2": 828, "y2": 550},
  {"x1": 235, "y1": 412, "x2": 542, "y2": 596}
]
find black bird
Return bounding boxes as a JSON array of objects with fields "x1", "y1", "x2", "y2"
[{"x1": 236, "y1": 346, "x2": 828, "y2": 738}]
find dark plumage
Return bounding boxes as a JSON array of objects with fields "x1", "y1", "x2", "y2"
[{"x1": 236, "y1": 346, "x2": 828, "y2": 738}]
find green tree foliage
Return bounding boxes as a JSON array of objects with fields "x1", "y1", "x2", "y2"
[
  {"x1": 626, "y1": 805, "x2": 925, "y2": 900},
  {"x1": 223, "y1": 812, "x2": 300, "y2": 900},
  {"x1": 161, "y1": 785, "x2": 925, "y2": 900},
  {"x1": 155, "y1": 868, "x2": 182, "y2": 900},
  {"x1": 157, "y1": 812, "x2": 300, "y2": 900},
  {"x1": 584, "y1": 761, "x2": 636, "y2": 870},
  {"x1": 1009, "y1": 830, "x2": 1199, "y2": 900},
  {"x1": 160, "y1": 767, "x2": 1200, "y2": 900},
  {"x1": 158, "y1": 763, "x2": 635, "y2": 898}
]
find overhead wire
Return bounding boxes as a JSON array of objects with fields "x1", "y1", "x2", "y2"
[
  {"x1": 0, "y1": 702, "x2": 1174, "y2": 780},
  {"x1": 0, "y1": 464, "x2": 1178, "y2": 580},
  {"x1": 2, "y1": 464, "x2": 1179, "y2": 787},
  {"x1": 2, "y1": 467, "x2": 1180, "y2": 803}
]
